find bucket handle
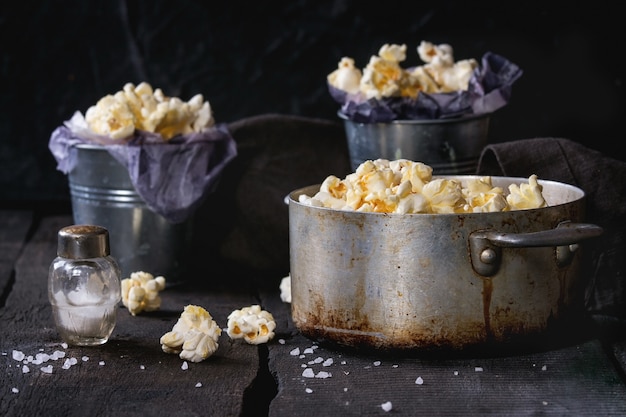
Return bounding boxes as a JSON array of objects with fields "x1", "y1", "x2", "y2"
[{"x1": 469, "y1": 221, "x2": 603, "y2": 276}]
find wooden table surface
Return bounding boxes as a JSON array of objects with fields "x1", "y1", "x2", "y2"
[{"x1": 1, "y1": 210, "x2": 626, "y2": 417}]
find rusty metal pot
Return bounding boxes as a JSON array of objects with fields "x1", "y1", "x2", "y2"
[{"x1": 287, "y1": 176, "x2": 603, "y2": 352}]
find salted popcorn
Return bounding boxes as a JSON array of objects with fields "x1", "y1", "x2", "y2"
[
  {"x1": 120, "y1": 271, "x2": 166, "y2": 316},
  {"x1": 327, "y1": 57, "x2": 362, "y2": 95},
  {"x1": 506, "y1": 174, "x2": 547, "y2": 210},
  {"x1": 85, "y1": 82, "x2": 215, "y2": 140},
  {"x1": 415, "y1": 41, "x2": 478, "y2": 93},
  {"x1": 279, "y1": 275, "x2": 292, "y2": 303},
  {"x1": 299, "y1": 159, "x2": 546, "y2": 214},
  {"x1": 160, "y1": 305, "x2": 221, "y2": 363},
  {"x1": 328, "y1": 41, "x2": 478, "y2": 99},
  {"x1": 227, "y1": 305, "x2": 276, "y2": 345}
]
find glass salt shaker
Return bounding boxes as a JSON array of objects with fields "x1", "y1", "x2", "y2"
[{"x1": 48, "y1": 225, "x2": 122, "y2": 346}]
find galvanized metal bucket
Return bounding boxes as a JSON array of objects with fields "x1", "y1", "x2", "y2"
[
  {"x1": 68, "y1": 144, "x2": 192, "y2": 284},
  {"x1": 340, "y1": 112, "x2": 490, "y2": 174}
]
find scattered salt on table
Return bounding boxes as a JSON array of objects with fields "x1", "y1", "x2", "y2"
[{"x1": 12, "y1": 350, "x2": 25, "y2": 361}]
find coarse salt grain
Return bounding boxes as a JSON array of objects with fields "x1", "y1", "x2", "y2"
[
  {"x1": 12, "y1": 387, "x2": 19, "y2": 394},
  {"x1": 195, "y1": 382, "x2": 202, "y2": 388},
  {"x1": 454, "y1": 371, "x2": 459, "y2": 375},
  {"x1": 541, "y1": 365, "x2": 547, "y2": 371},
  {"x1": 315, "y1": 371, "x2": 331, "y2": 379},
  {"x1": 381, "y1": 401, "x2": 393, "y2": 412},
  {"x1": 373, "y1": 361, "x2": 381, "y2": 366},
  {"x1": 302, "y1": 368, "x2": 315, "y2": 378},
  {"x1": 82, "y1": 356, "x2": 89, "y2": 362},
  {"x1": 415, "y1": 376, "x2": 424, "y2": 385},
  {"x1": 303, "y1": 348, "x2": 314, "y2": 354},
  {"x1": 278, "y1": 339, "x2": 285, "y2": 345},
  {"x1": 99, "y1": 361, "x2": 105, "y2": 366},
  {"x1": 12, "y1": 350, "x2": 25, "y2": 361},
  {"x1": 323, "y1": 358, "x2": 333, "y2": 367},
  {"x1": 22, "y1": 365, "x2": 30, "y2": 373},
  {"x1": 52, "y1": 350, "x2": 66, "y2": 360},
  {"x1": 475, "y1": 367, "x2": 483, "y2": 372},
  {"x1": 305, "y1": 388, "x2": 313, "y2": 394},
  {"x1": 41, "y1": 365, "x2": 53, "y2": 374},
  {"x1": 290, "y1": 348, "x2": 300, "y2": 356},
  {"x1": 181, "y1": 361, "x2": 189, "y2": 370},
  {"x1": 140, "y1": 365, "x2": 145, "y2": 370}
]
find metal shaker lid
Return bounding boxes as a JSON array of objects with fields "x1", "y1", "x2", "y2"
[{"x1": 57, "y1": 225, "x2": 110, "y2": 259}]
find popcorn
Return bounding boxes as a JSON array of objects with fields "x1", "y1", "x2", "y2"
[
  {"x1": 327, "y1": 41, "x2": 522, "y2": 123},
  {"x1": 160, "y1": 305, "x2": 221, "y2": 363},
  {"x1": 415, "y1": 41, "x2": 478, "y2": 93},
  {"x1": 328, "y1": 41, "x2": 478, "y2": 101},
  {"x1": 327, "y1": 57, "x2": 362, "y2": 95},
  {"x1": 84, "y1": 82, "x2": 215, "y2": 141},
  {"x1": 506, "y1": 174, "x2": 547, "y2": 210},
  {"x1": 298, "y1": 159, "x2": 547, "y2": 214},
  {"x1": 227, "y1": 305, "x2": 276, "y2": 345},
  {"x1": 120, "y1": 271, "x2": 166, "y2": 316},
  {"x1": 279, "y1": 275, "x2": 292, "y2": 303}
]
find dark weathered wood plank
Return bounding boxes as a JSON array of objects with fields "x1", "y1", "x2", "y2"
[
  {"x1": 262, "y1": 289, "x2": 626, "y2": 417},
  {"x1": 1, "y1": 215, "x2": 263, "y2": 417},
  {"x1": 0, "y1": 210, "x2": 33, "y2": 304}
]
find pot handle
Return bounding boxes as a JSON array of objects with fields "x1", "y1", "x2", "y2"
[{"x1": 469, "y1": 221, "x2": 603, "y2": 276}]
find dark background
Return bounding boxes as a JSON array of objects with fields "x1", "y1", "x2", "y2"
[{"x1": 1, "y1": 1, "x2": 623, "y2": 208}]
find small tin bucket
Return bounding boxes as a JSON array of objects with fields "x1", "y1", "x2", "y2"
[
  {"x1": 68, "y1": 144, "x2": 192, "y2": 284},
  {"x1": 340, "y1": 112, "x2": 490, "y2": 174}
]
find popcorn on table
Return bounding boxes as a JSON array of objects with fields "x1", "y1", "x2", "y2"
[
  {"x1": 227, "y1": 305, "x2": 276, "y2": 345},
  {"x1": 298, "y1": 159, "x2": 546, "y2": 214},
  {"x1": 160, "y1": 305, "x2": 222, "y2": 363},
  {"x1": 121, "y1": 271, "x2": 166, "y2": 316},
  {"x1": 327, "y1": 40, "x2": 478, "y2": 100},
  {"x1": 84, "y1": 82, "x2": 215, "y2": 140},
  {"x1": 279, "y1": 275, "x2": 291, "y2": 303}
]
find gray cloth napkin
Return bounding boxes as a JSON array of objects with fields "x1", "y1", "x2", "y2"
[{"x1": 477, "y1": 137, "x2": 626, "y2": 319}]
